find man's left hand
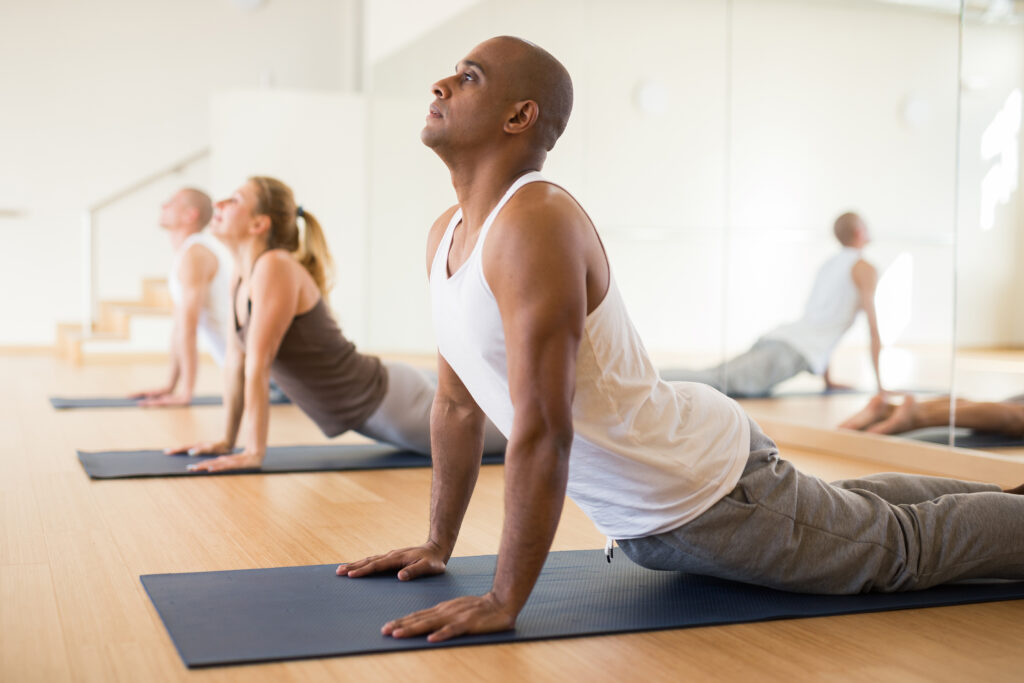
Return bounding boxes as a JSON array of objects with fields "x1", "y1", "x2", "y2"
[
  {"x1": 138, "y1": 394, "x2": 193, "y2": 407},
  {"x1": 382, "y1": 592, "x2": 516, "y2": 643}
]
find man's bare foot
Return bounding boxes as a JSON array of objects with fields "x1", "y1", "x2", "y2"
[
  {"x1": 866, "y1": 395, "x2": 919, "y2": 435},
  {"x1": 839, "y1": 394, "x2": 893, "y2": 431},
  {"x1": 1003, "y1": 483, "x2": 1024, "y2": 495}
]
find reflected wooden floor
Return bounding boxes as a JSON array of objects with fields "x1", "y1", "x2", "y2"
[{"x1": 3, "y1": 352, "x2": 1023, "y2": 682}]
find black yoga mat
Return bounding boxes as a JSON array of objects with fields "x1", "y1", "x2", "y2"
[
  {"x1": 50, "y1": 394, "x2": 289, "y2": 409},
  {"x1": 905, "y1": 426, "x2": 1024, "y2": 448},
  {"x1": 78, "y1": 444, "x2": 504, "y2": 479},
  {"x1": 141, "y1": 549, "x2": 1024, "y2": 668}
]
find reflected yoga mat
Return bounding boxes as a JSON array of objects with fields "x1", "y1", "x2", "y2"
[
  {"x1": 78, "y1": 444, "x2": 504, "y2": 479},
  {"x1": 50, "y1": 394, "x2": 289, "y2": 409},
  {"x1": 905, "y1": 426, "x2": 1024, "y2": 449},
  {"x1": 142, "y1": 549, "x2": 1024, "y2": 668}
]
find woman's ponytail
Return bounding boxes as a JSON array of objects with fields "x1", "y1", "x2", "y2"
[{"x1": 249, "y1": 176, "x2": 335, "y2": 297}]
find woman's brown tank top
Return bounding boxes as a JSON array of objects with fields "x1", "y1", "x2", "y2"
[{"x1": 234, "y1": 280, "x2": 387, "y2": 437}]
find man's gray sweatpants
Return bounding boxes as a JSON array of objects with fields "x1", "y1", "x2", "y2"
[
  {"x1": 618, "y1": 419, "x2": 1024, "y2": 593},
  {"x1": 659, "y1": 338, "x2": 810, "y2": 398}
]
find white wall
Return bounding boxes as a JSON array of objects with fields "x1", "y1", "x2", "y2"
[
  {"x1": 364, "y1": 0, "x2": 1002, "y2": 358},
  {"x1": 3, "y1": 0, "x2": 1022, "y2": 363},
  {"x1": 0, "y1": 0, "x2": 354, "y2": 344}
]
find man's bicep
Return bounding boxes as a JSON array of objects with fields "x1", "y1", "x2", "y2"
[{"x1": 494, "y1": 255, "x2": 586, "y2": 426}]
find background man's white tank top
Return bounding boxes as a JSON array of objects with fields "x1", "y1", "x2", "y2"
[
  {"x1": 167, "y1": 231, "x2": 230, "y2": 365},
  {"x1": 764, "y1": 247, "x2": 864, "y2": 375}
]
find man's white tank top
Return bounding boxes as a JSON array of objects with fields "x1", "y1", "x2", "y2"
[
  {"x1": 168, "y1": 231, "x2": 230, "y2": 366},
  {"x1": 429, "y1": 172, "x2": 750, "y2": 540},
  {"x1": 763, "y1": 247, "x2": 864, "y2": 375}
]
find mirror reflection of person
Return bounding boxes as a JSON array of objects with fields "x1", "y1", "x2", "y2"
[
  {"x1": 168, "y1": 176, "x2": 504, "y2": 472},
  {"x1": 337, "y1": 36, "x2": 1024, "y2": 644},
  {"x1": 661, "y1": 212, "x2": 883, "y2": 397},
  {"x1": 841, "y1": 392, "x2": 1024, "y2": 437},
  {"x1": 130, "y1": 188, "x2": 229, "y2": 407}
]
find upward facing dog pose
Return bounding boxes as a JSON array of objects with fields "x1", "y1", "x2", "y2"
[
  {"x1": 662, "y1": 212, "x2": 883, "y2": 397},
  {"x1": 169, "y1": 177, "x2": 504, "y2": 472},
  {"x1": 339, "y1": 36, "x2": 1024, "y2": 642},
  {"x1": 130, "y1": 188, "x2": 230, "y2": 406}
]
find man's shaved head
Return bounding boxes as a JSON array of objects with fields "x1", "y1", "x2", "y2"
[
  {"x1": 179, "y1": 188, "x2": 213, "y2": 228},
  {"x1": 833, "y1": 212, "x2": 866, "y2": 247},
  {"x1": 484, "y1": 36, "x2": 573, "y2": 151}
]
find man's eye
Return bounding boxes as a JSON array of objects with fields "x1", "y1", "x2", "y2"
[{"x1": 462, "y1": 72, "x2": 475, "y2": 82}]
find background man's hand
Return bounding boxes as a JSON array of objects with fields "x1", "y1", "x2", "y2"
[
  {"x1": 128, "y1": 387, "x2": 172, "y2": 400},
  {"x1": 138, "y1": 393, "x2": 193, "y2": 407}
]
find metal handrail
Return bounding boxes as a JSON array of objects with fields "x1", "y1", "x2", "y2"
[{"x1": 80, "y1": 147, "x2": 210, "y2": 335}]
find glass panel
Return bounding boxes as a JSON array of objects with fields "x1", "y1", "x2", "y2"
[
  {"x1": 727, "y1": 0, "x2": 960, "y2": 436},
  {"x1": 953, "y1": 1, "x2": 1024, "y2": 448}
]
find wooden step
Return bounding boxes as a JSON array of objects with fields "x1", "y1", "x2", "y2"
[
  {"x1": 142, "y1": 278, "x2": 172, "y2": 308},
  {"x1": 56, "y1": 285, "x2": 174, "y2": 364}
]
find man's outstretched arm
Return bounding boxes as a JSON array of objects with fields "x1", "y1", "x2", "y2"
[
  {"x1": 339, "y1": 354, "x2": 489, "y2": 580},
  {"x1": 139, "y1": 245, "x2": 217, "y2": 406},
  {"x1": 378, "y1": 199, "x2": 587, "y2": 642},
  {"x1": 853, "y1": 260, "x2": 883, "y2": 393}
]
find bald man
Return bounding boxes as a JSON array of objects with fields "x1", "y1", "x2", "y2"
[
  {"x1": 339, "y1": 36, "x2": 1024, "y2": 643},
  {"x1": 661, "y1": 212, "x2": 883, "y2": 397},
  {"x1": 130, "y1": 188, "x2": 230, "y2": 407}
]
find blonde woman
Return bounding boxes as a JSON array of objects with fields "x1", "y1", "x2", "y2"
[{"x1": 169, "y1": 176, "x2": 504, "y2": 472}]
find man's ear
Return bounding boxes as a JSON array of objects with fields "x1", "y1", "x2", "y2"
[{"x1": 504, "y1": 100, "x2": 540, "y2": 135}]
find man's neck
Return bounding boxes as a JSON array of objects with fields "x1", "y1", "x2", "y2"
[
  {"x1": 168, "y1": 225, "x2": 202, "y2": 251},
  {"x1": 444, "y1": 149, "x2": 544, "y2": 232}
]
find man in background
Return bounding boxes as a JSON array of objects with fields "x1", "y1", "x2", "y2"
[
  {"x1": 130, "y1": 187, "x2": 229, "y2": 406},
  {"x1": 662, "y1": 212, "x2": 883, "y2": 397}
]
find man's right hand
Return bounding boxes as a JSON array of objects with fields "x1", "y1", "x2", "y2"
[
  {"x1": 163, "y1": 440, "x2": 233, "y2": 457},
  {"x1": 128, "y1": 387, "x2": 172, "y2": 400},
  {"x1": 337, "y1": 542, "x2": 448, "y2": 581}
]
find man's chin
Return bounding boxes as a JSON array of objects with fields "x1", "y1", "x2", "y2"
[{"x1": 420, "y1": 127, "x2": 443, "y2": 149}]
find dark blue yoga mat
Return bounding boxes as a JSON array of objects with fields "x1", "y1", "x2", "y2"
[
  {"x1": 78, "y1": 444, "x2": 504, "y2": 479},
  {"x1": 905, "y1": 426, "x2": 1024, "y2": 448},
  {"x1": 141, "y1": 549, "x2": 1024, "y2": 668},
  {"x1": 50, "y1": 393, "x2": 290, "y2": 409}
]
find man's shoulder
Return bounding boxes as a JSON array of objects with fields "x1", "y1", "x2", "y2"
[
  {"x1": 178, "y1": 239, "x2": 219, "y2": 282},
  {"x1": 428, "y1": 205, "x2": 460, "y2": 238},
  {"x1": 491, "y1": 182, "x2": 588, "y2": 241},
  {"x1": 850, "y1": 258, "x2": 878, "y2": 286}
]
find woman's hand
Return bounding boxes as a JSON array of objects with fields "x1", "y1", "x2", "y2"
[
  {"x1": 164, "y1": 440, "x2": 233, "y2": 457},
  {"x1": 186, "y1": 451, "x2": 265, "y2": 473}
]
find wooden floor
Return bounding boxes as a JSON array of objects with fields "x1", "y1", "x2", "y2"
[{"x1": 3, "y1": 352, "x2": 1023, "y2": 682}]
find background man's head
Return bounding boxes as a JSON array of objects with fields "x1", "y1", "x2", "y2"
[
  {"x1": 159, "y1": 188, "x2": 213, "y2": 232},
  {"x1": 422, "y1": 36, "x2": 573, "y2": 158},
  {"x1": 833, "y1": 212, "x2": 869, "y2": 248}
]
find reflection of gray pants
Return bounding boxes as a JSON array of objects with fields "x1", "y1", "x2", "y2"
[
  {"x1": 357, "y1": 361, "x2": 506, "y2": 456},
  {"x1": 618, "y1": 419, "x2": 1024, "y2": 593},
  {"x1": 660, "y1": 338, "x2": 810, "y2": 397}
]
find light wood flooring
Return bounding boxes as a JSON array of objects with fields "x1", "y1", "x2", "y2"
[{"x1": 3, "y1": 352, "x2": 1023, "y2": 682}]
